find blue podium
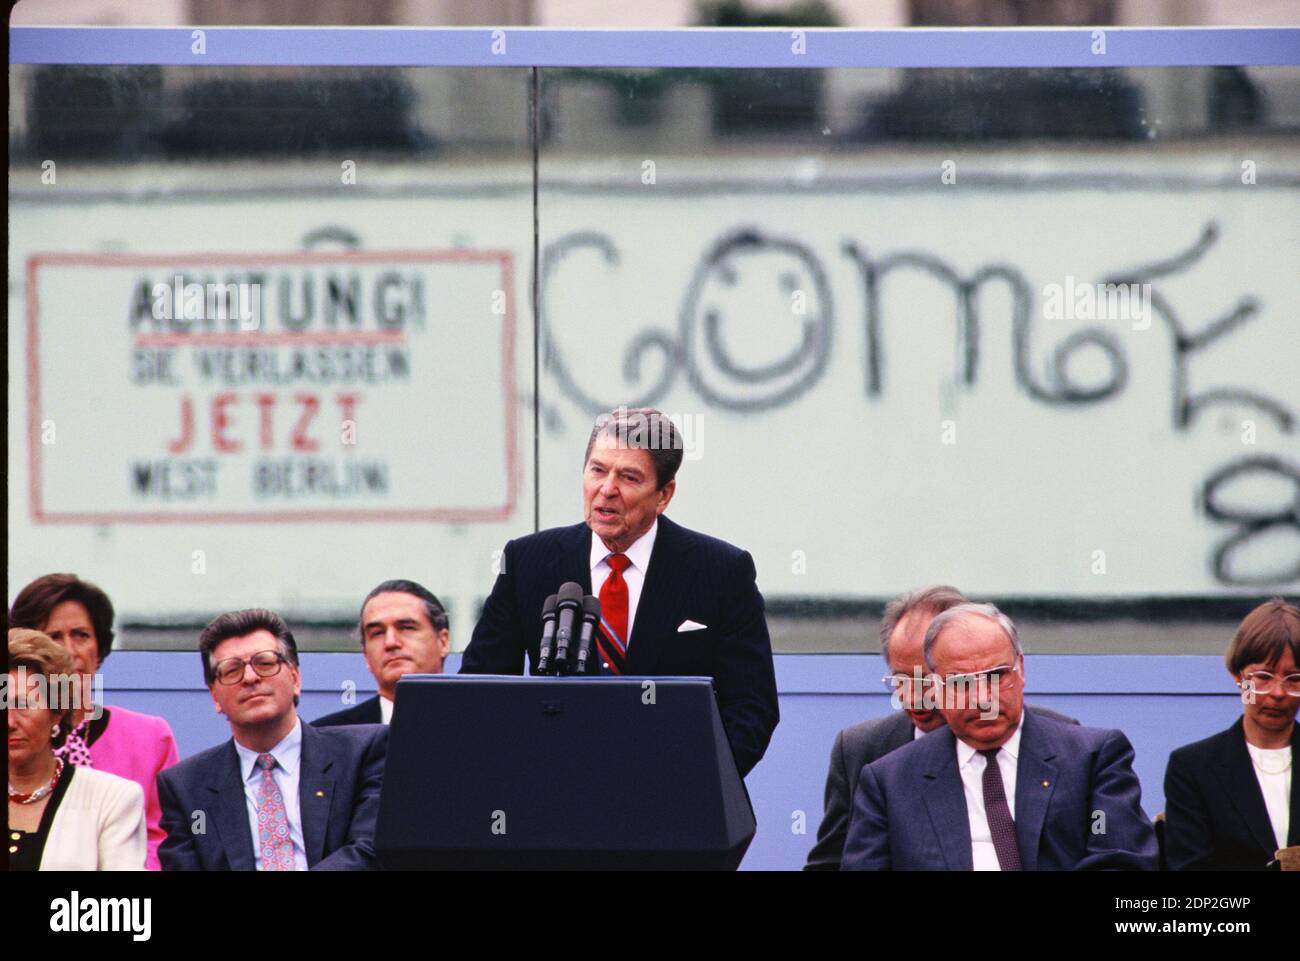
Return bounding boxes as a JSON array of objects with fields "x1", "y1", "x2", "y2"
[{"x1": 375, "y1": 675, "x2": 756, "y2": 869}]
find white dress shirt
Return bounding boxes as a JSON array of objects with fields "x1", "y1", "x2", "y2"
[
  {"x1": 589, "y1": 518, "x2": 658, "y2": 648},
  {"x1": 379, "y1": 695, "x2": 394, "y2": 726},
  {"x1": 955, "y1": 719, "x2": 1024, "y2": 871},
  {"x1": 1245, "y1": 742, "x2": 1292, "y2": 850},
  {"x1": 233, "y1": 717, "x2": 309, "y2": 871}
]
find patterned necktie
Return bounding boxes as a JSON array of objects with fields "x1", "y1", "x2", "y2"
[
  {"x1": 596, "y1": 553, "x2": 631, "y2": 674},
  {"x1": 255, "y1": 753, "x2": 295, "y2": 871},
  {"x1": 979, "y1": 748, "x2": 1022, "y2": 871}
]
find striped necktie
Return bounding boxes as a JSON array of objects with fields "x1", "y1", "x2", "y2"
[{"x1": 596, "y1": 553, "x2": 631, "y2": 674}]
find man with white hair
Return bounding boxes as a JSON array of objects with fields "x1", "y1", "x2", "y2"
[
  {"x1": 841, "y1": 602, "x2": 1158, "y2": 871},
  {"x1": 806, "y1": 587, "x2": 1077, "y2": 870}
]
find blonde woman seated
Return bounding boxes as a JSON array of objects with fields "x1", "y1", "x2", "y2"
[{"x1": 7, "y1": 629, "x2": 146, "y2": 870}]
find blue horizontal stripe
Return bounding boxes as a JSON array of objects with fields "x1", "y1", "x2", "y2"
[{"x1": 11, "y1": 27, "x2": 1300, "y2": 68}]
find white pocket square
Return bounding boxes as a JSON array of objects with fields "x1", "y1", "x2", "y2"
[{"x1": 677, "y1": 619, "x2": 708, "y2": 632}]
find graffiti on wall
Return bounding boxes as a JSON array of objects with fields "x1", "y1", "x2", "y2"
[{"x1": 540, "y1": 221, "x2": 1298, "y2": 587}]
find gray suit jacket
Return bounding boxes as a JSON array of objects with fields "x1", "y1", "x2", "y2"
[{"x1": 805, "y1": 704, "x2": 1078, "y2": 870}]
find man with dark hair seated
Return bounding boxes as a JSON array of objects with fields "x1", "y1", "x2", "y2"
[
  {"x1": 314, "y1": 579, "x2": 450, "y2": 727},
  {"x1": 157, "y1": 609, "x2": 386, "y2": 871}
]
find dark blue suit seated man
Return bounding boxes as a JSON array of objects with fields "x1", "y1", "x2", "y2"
[
  {"x1": 842, "y1": 602, "x2": 1157, "y2": 871},
  {"x1": 460, "y1": 406, "x2": 779, "y2": 777},
  {"x1": 314, "y1": 580, "x2": 450, "y2": 728},
  {"x1": 158, "y1": 609, "x2": 386, "y2": 871},
  {"x1": 806, "y1": 586, "x2": 1078, "y2": 871}
]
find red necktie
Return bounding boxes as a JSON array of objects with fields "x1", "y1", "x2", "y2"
[{"x1": 596, "y1": 553, "x2": 631, "y2": 674}]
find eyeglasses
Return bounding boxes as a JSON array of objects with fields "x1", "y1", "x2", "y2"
[
  {"x1": 1240, "y1": 671, "x2": 1300, "y2": 697},
  {"x1": 213, "y1": 651, "x2": 289, "y2": 686},
  {"x1": 939, "y1": 662, "x2": 1021, "y2": 690}
]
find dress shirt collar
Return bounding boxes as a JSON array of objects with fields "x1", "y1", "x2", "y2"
[
  {"x1": 955, "y1": 715, "x2": 1024, "y2": 769},
  {"x1": 379, "y1": 694, "x2": 394, "y2": 725},
  {"x1": 234, "y1": 716, "x2": 303, "y2": 782},
  {"x1": 590, "y1": 518, "x2": 658, "y2": 574}
]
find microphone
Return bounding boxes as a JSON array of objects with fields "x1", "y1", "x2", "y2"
[
  {"x1": 574, "y1": 596, "x2": 603, "y2": 675},
  {"x1": 534, "y1": 594, "x2": 559, "y2": 675},
  {"x1": 552, "y1": 582, "x2": 584, "y2": 674}
]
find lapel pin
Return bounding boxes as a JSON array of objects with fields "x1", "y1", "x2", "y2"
[
  {"x1": 1042, "y1": 780, "x2": 1050, "y2": 788},
  {"x1": 315, "y1": 790, "x2": 325, "y2": 797}
]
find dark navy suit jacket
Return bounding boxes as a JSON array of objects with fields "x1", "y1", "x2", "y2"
[
  {"x1": 157, "y1": 721, "x2": 387, "y2": 871},
  {"x1": 1164, "y1": 716, "x2": 1300, "y2": 870},
  {"x1": 313, "y1": 695, "x2": 384, "y2": 728},
  {"x1": 806, "y1": 704, "x2": 1078, "y2": 871},
  {"x1": 460, "y1": 515, "x2": 779, "y2": 777},
  {"x1": 841, "y1": 711, "x2": 1158, "y2": 870}
]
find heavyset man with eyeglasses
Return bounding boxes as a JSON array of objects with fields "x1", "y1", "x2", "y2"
[
  {"x1": 155, "y1": 609, "x2": 387, "y2": 871},
  {"x1": 805, "y1": 586, "x2": 1077, "y2": 870},
  {"x1": 840, "y1": 601, "x2": 1160, "y2": 871}
]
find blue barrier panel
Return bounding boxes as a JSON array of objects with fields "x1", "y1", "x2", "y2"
[
  {"x1": 99, "y1": 651, "x2": 1241, "y2": 870},
  {"x1": 11, "y1": 26, "x2": 1300, "y2": 68}
]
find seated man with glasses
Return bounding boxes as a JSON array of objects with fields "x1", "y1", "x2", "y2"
[
  {"x1": 805, "y1": 586, "x2": 1076, "y2": 870},
  {"x1": 842, "y1": 602, "x2": 1157, "y2": 871},
  {"x1": 157, "y1": 609, "x2": 387, "y2": 870}
]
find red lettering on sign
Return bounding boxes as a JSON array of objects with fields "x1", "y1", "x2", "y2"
[
  {"x1": 336, "y1": 392, "x2": 360, "y2": 424},
  {"x1": 167, "y1": 395, "x2": 194, "y2": 454},
  {"x1": 292, "y1": 393, "x2": 320, "y2": 452},
  {"x1": 254, "y1": 393, "x2": 276, "y2": 451},
  {"x1": 212, "y1": 392, "x2": 242, "y2": 453}
]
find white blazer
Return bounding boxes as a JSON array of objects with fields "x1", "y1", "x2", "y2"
[{"x1": 40, "y1": 767, "x2": 147, "y2": 871}]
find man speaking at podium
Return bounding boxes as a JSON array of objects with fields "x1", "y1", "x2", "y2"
[{"x1": 461, "y1": 407, "x2": 779, "y2": 777}]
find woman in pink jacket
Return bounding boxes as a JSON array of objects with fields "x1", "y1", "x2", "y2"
[{"x1": 9, "y1": 574, "x2": 179, "y2": 870}]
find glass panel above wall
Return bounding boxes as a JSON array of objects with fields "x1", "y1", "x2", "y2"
[
  {"x1": 535, "y1": 65, "x2": 1300, "y2": 652},
  {"x1": 8, "y1": 64, "x2": 537, "y2": 652}
]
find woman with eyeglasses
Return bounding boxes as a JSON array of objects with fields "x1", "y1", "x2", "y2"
[
  {"x1": 8, "y1": 629, "x2": 147, "y2": 870},
  {"x1": 8, "y1": 574, "x2": 180, "y2": 870},
  {"x1": 1164, "y1": 598, "x2": 1300, "y2": 870}
]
